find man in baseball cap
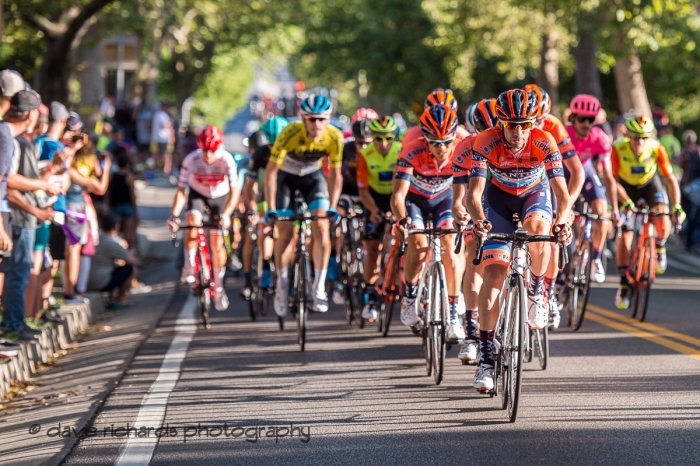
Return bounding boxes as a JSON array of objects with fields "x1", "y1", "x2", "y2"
[
  {"x1": 0, "y1": 70, "x2": 25, "y2": 117},
  {"x1": 0, "y1": 70, "x2": 23, "y2": 257}
]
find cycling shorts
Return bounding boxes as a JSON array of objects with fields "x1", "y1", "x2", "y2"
[
  {"x1": 405, "y1": 190, "x2": 453, "y2": 230},
  {"x1": 363, "y1": 190, "x2": 392, "y2": 241},
  {"x1": 186, "y1": 189, "x2": 227, "y2": 229},
  {"x1": 619, "y1": 175, "x2": 669, "y2": 232},
  {"x1": 276, "y1": 169, "x2": 330, "y2": 216},
  {"x1": 482, "y1": 179, "x2": 553, "y2": 266}
]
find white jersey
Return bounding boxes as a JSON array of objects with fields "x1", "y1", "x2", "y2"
[{"x1": 179, "y1": 149, "x2": 238, "y2": 199}]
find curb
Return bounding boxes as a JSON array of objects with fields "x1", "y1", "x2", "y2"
[{"x1": 0, "y1": 292, "x2": 105, "y2": 399}]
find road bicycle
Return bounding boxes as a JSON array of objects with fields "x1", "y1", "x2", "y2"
[
  {"x1": 171, "y1": 223, "x2": 230, "y2": 329},
  {"x1": 400, "y1": 220, "x2": 457, "y2": 386},
  {"x1": 625, "y1": 201, "x2": 678, "y2": 322},
  {"x1": 376, "y1": 222, "x2": 402, "y2": 337},
  {"x1": 269, "y1": 193, "x2": 335, "y2": 351},
  {"x1": 472, "y1": 214, "x2": 567, "y2": 422},
  {"x1": 338, "y1": 206, "x2": 365, "y2": 328},
  {"x1": 246, "y1": 219, "x2": 281, "y2": 330},
  {"x1": 556, "y1": 203, "x2": 610, "y2": 331}
]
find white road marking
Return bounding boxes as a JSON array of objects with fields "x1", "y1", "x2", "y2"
[{"x1": 115, "y1": 295, "x2": 197, "y2": 466}]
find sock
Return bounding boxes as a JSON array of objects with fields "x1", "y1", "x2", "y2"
[
  {"x1": 592, "y1": 247, "x2": 603, "y2": 261},
  {"x1": 543, "y1": 276, "x2": 555, "y2": 299},
  {"x1": 466, "y1": 310, "x2": 479, "y2": 340},
  {"x1": 313, "y1": 269, "x2": 327, "y2": 294},
  {"x1": 366, "y1": 283, "x2": 378, "y2": 300},
  {"x1": 656, "y1": 238, "x2": 667, "y2": 248},
  {"x1": 186, "y1": 249, "x2": 196, "y2": 268},
  {"x1": 528, "y1": 272, "x2": 545, "y2": 297},
  {"x1": 244, "y1": 271, "x2": 252, "y2": 288},
  {"x1": 448, "y1": 295, "x2": 459, "y2": 322},
  {"x1": 278, "y1": 266, "x2": 289, "y2": 288},
  {"x1": 404, "y1": 281, "x2": 418, "y2": 299},
  {"x1": 478, "y1": 330, "x2": 495, "y2": 367},
  {"x1": 262, "y1": 259, "x2": 271, "y2": 271},
  {"x1": 618, "y1": 266, "x2": 628, "y2": 286},
  {"x1": 213, "y1": 267, "x2": 225, "y2": 290}
]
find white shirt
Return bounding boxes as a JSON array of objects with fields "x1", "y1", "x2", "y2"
[
  {"x1": 178, "y1": 149, "x2": 238, "y2": 199},
  {"x1": 151, "y1": 109, "x2": 172, "y2": 144}
]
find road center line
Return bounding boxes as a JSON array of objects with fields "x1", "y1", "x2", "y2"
[{"x1": 115, "y1": 295, "x2": 197, "y2": 466}]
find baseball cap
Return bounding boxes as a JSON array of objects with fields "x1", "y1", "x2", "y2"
[
  {"x1": 10, "y1": 89, "x2": 41, "y2": 112},
  {"x1": 0, "y1": 70, "x2": 24, "y2": 97},
  {"x1": 66, "y1": 111, "x2": 83, "y2": 131},
  {"x1": 49, "y1": 101, "x2": 69, "y2": 122}
]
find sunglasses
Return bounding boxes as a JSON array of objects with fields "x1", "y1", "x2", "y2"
[
  {"x1": 575, "y1": 115, "x2": 595, "y2": 124},
  {"x1": 373, "y1": 136, "x2": 395, "y2": 143},
  {"x1": 306, "y1": 117, "x2": 328, "y2": 123},
  {"x1": 501, "y1": 121, "x2": 533, "y2": 130},
  {"x1": 630, "y1": 134, "x2": 650, "y2": 141},
  {"x1": 425, "y1": 137, "x2": 455, "y2": 147}
]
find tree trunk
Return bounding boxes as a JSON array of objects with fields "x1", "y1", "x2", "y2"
[
  {"x1": 34, "y1": 38, "x2": 76, "y2": 104},
  {"x1": 537, "y1": 31, "x2": 559, "y2": 116},
  {"x1": 613, "y1": 52, "x2": 651, "y2": 118},
  {"x1": 574, "y1": 28, "x2": 603, "y2": 100}
]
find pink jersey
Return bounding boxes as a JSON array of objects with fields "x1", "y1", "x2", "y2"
[{"x1": 565, "y1": 125, "x2": 612, "y2": 167}]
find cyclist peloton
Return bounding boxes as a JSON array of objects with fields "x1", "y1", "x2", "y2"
[
  {"x1": 612, "y1": 116, "x2": 684, "y2": 309},
  {"x1": 356, "y1": 116, "x2": 401, "y2": 321},
  {"x1": 452, "y1": 98, "x2": 498, "y2": 363},
  {"x1": 242, "y1": 116, "x2": 289, "y2": 297},
  {"x1": 168, "y1": 125, "x2": 239, "y2": 311},
  {"x1": 565, "y1": 94, "x2": 621, "y2": 284},
  {"x1": 465, "y1": 89, "x2": 572, "y2": 391},
  {"x1": 264, "y1": 95, "x2": 344, "y2": 314},
  {"x1": 393, "y1": 104, "x2": 466, "y2": 341}
]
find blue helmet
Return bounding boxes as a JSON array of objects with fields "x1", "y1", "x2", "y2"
[
  {"x1": 464, "y1": 102, "x2": 478, "y2": 133},
  {"x1": 261, "y1": 116, "x2": 289, "y2": 144},
  {"x1": 299, "y1": 94, "x2": 332, "y2": 117}
]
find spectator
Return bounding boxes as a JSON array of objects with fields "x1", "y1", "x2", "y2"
[
  {"x1": 659, "y1": 125, "x2": 681, "y2": 163},
  {"x1": 107, "y1": 147, "x2": 138, "y2": 248},
  {"x1": 113, "y1": 101, "x2": 135, "y2": 141},
  {"x1": 0, "y1": 70, "x2": 24, "y2": 256},
  {"x1": 151, "y1": 102, "x2": 174, "y2": 174},
  {"x1": 96, "y1": 121, "x2": 113, "y2": 153},
  {"x1": 106, "y1": 126, "x2": 130, "y2": 155},
  {"x1": 612, "y1": 116, "x2": 627, "y2": 142},
  {"x1": 678, "y1": 130, "x2": 700, "y2": 252},
  {"x1": 135, "y1": 102, "x2": 153, "y2": 163},
  {"x1": 87, "y1": 213, "x2": 136, "y2": 309},
  {"x1": 99, "y1": 94, "x2": 115, "y2": 121},
  {"x1": 32, "y1": 103, "x2": 49, "y2": 140}
]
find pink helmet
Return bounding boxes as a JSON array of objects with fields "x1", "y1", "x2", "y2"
[
  {"x1": 570, "y1": 94, "x2": 601, "y2": 117},
  {"x1": 351, "y1": 108, "x2": 378, "y2": 124}
]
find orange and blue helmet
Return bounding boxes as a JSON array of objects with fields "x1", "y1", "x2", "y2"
[
  {"x1": 524, "y1": 84, "x2": 552, "y2": 117},
  {"x1": 419, "y1": 104, "x2": 459, "y2": 140},
  {"x1": 473, "y1": 98, "x2": 498, "y2": 133},
  {"x1": 495, "y1": 89, "x2": 539, "y2": 122},
  {"x1": 424, "y1": 88, "x2": 458, "y2": 112}
]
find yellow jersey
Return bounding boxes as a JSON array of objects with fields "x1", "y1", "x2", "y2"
[
  {"x1": 269, "y1": 121, "x2": 344, "y2": 176},
  {"x1": 611, "y1": 138, "x2": 673, "y2": 186},
  {"x1": 356, "y1": 142, "x2": 400, "y2": 195}
]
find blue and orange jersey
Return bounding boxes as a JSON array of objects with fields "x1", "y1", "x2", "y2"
[
  {"x1": 452, "y1": 134, "x2": 478, "y2": 185},
  {"x1": 395, "y1": 133, "x2": 466, "y2": 199},
  {"x1": 470, "y1": 127, "x2": 564, "y2": 196},
  {"x1": 541, "y1": 114, "x2": 576, "y2": 160}
]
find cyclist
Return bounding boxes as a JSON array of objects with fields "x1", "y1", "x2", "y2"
[
  {"x1": 566, "y1": 94, "x2": 620, "y2": 284},
  {"x1": 464, "y1": 102, "x2": 478, "y2": 134},
  {"x1": 402, "y1": 89, "x2": 468, "y2": 144},
  {"x1": 466, "y1": 89, "x2": 571, "y2": 391},
  {"x1": 242, "y1": 116, "x2": 288, "y2": 298},
  {"x1": 527, "y1": 85, "x2": 585, "y2": 329},
  {"x1": 452, "y1": 98, "x2": 498, "y2": 363},
  {"x1": 168, "y1": 125, "x2": 239, "y2": 311},
  {"x1": 357, "y1": 116, "x2": 401, "y2": 321},
  {"x1": 264, "y1": 95, "x2": 344, "y2": 314},
  {"x1": 352, "y1": 108, "x2": 379, "y2": 124},
  {"x1": 393, "y1": 104, "x2": 466, "y2": 341},
  {"x1": 612, "y1": 116, "x2": 684, "y2": 309}
]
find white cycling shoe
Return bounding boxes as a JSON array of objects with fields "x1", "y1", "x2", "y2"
[
  {"x1": 592, "y1": 258, "x2": 606, "y2": 284},
  {"x1": 549, "y1": 298, "x2": 561, "y2": 330},
  {"x1": 314, "y1": 289, "x2": 329, "y2": 313},
  {"x1": 361, "y1": 300, "x2": 378, "y2": 321},
  {"x1": 400, "y1": 297, "x2": 419, "y2": 327},
  {"x1": 213, "y1": 288, "x2": 229, "y2": 311},
  {"x1": 528, "y1": 293, "x2": 549, "y2": 330},
  {"x1": 274, "y1": 287, "x2": 289, "y2": 317},
  {"x1": 332, "y1": 286, "x2": 345, "y2": 305},
  {"x1": 181, "y1": 262, "x2": 195, "y2": 285},
  {"x1": 474, "y1": 364, "x2": 495, "y2": 391},
  {"x1": 458, "y1": 340, "x2": 479, "y2": 364},
  {"x1": 446, "y1": 321, "x2": 466, "y2": 342}
]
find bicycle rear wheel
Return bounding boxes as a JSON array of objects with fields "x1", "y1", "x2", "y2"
[
  {"x1": 506, "y1": 275, "x2": 526, "y2": 422},
  {"x1": 635, "y1": 236, "x2": 654, "y2": 322},
  {"x1": 430, "y1": 265, "x2": 447, "y2": 386},
  {"x1": 196, "y1": 252, "x2": 211, "y2": 329},
  {"x1": 421, "y1": 275, "x2": 433, "y2": 377},
  {"x1": 248, "y1": 246, "x2": 260, "y2": 321},
  {"x1": 569, "y1": 240, "x2": 592, "y2": 331},
  {"x1": 379, "y1": 252, "x2": 400, "y2": 337}
]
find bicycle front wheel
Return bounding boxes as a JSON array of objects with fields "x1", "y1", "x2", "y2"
[
  {"x1": 506, "y1": 275, "x2": 526, "y2": 422},
  {"x1": 569, "y1": 240, "x2": 592, "y2": 331},
  {"x1": 379, "y1": 251, "x2": 400, "y2": 337},
  {"x1": 635, "y1": 236, "x2": 655, "y2": 322},
  {"x1": 295, "y1": 255, "x2": 308, "y2": 351},
  {"x1": 534, "y1": 326, "x2": 548, "y2": 370},
  {"x1": 430, "y1": 265, "x2": 447, "y2": 386}
]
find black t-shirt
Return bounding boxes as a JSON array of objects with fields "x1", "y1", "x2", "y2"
[
  {"x1": 247, "y1": 145, "x2": 272, "y2": 183},
  {"x1": 342, "y1": 141, "x2": 359, "y2": 196}
]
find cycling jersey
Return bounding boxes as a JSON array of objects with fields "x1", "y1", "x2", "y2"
[
  {"x1": 396, "y1": 133, "x2": 466, "y2": 199},
  {"x1": 565, "y1": 125, "x2": 611, "y2": 168},
  {"x1": 357, "y1": 141, "x2": 400, "y2": 195},
  {"x1": 452, "y1": 134, "x2": 478, "y2": 185},
  {"x1": 247, "y1": 145, "x2": 271, "y2": 186},
  {"x1": 471, "y1": 127, "x2": 563, "y2": 196},
  {"x1": 402, "y1": 125, "x2": 470, "y2": 146},
  {"x1": 541, "y1": 115, "x2": 576, "y2": 160},
  {"x1": 269, "y1": 121, "x2": 343, "y2": 176},
  {"x1": 179, "y1": 149, "x2": 238, "y2": 199},
  {"x1": 341, "y1": 140, "x2": 360, "y2": 196},
  {"x1": 611, "y1": 138, "x2": 672, "y2": 186},
  {"x1": 236, "y1": 154, "x2": 251, "y2": 190}
]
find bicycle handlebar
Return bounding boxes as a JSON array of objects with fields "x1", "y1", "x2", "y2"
[
  {"x1": 170, "y1": 223, "x2": 227, "y2": 247},
  {"x1": 398, "y1": 227, "x2": 457, "y2": 255},
  {"x1": 472, "y1": 231, "x2": 568, "y2": 270}
]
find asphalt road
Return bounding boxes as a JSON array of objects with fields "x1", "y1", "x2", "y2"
[{"x1": 56, "y1": 254, "x2": 700, "y2": 466}]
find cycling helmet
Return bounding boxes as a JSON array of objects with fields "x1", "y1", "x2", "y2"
[
  {"x1": 299, "y1": 94, "x2": 332, "y2": 118},
  {"x1": 524, "y1": 84, "x2": 551, "y2": 117},
  {"x1": 495, "y1": 89, "x2": 538, "y2": 122},
  {"x1": 352, "y1": 119, "x2": 372, "y2": 140},
  {"x1": 420, "y1": 105, "x2": 459, "y2": 140},
  {"x1": 425, "y1": 88, "x2": 458, "y2": 112},
  {"x1": 570, "y1": 94, "x2": 601, "y2": 117},
  {"x1": 261, "y1": 116, "x2": 288, "y2": 144},
  {"x1": 464, "y1": 102, "x2": 478, "y2": 133},
  {"x1": 473, "y1": 98, "x2": 498, "y2": 133},
  {"x1": 368, "y1": 115, "x2": 398, "y2": 135},
  {"x1": 198, "y1": 125, "x2": 224, "y2": 151},
  {"x1": 625, "y1": 116, "x2": 655, "y2": 137},
  {"x1": 351, "y1": 107, "x2": 378, "y2": 124}
]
